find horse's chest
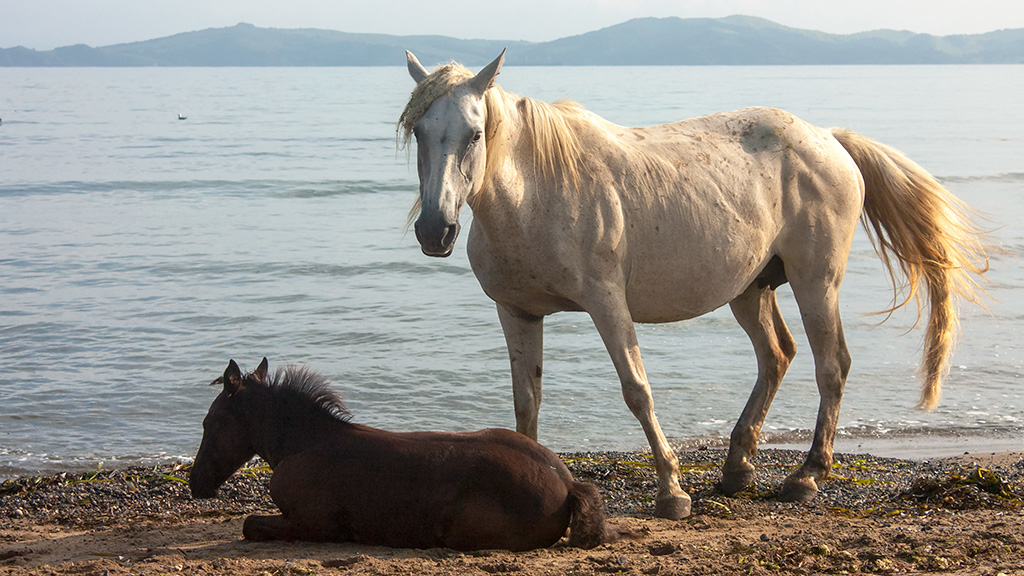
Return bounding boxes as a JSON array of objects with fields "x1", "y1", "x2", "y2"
[{"x1": 467, "y1": 229, "x2": 587, "y2": 315}]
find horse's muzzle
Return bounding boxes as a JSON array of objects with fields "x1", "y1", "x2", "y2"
[{"x1": 414, "y1": 220, "x2": 460, "y2": 257}]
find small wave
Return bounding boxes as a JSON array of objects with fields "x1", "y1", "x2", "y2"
[
  {"x1": 0, "y1": 451, "x2": 194, "y2": 482},
  {"x1": 273, "y1": 179, "x2": 412, "y2": 198},
  {"x1": 939, "y1": 172, "x2": 1024, "y2": 184},
  {"x1": 0, "y1": 179, "x2": 415, "y2": 198},
  {"x1": 117, "y1": 259, "x2": 471, "y2": 282}
]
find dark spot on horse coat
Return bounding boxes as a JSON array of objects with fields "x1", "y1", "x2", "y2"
[{"x1": 740, "y1": 121, "x2": 783, "y2": 154}]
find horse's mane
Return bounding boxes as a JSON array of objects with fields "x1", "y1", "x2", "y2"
[
  {"x1": 497, "y1": 91, "x2": 586, "y2": 190},
  {"x1": 397, "y1": 62, "x2": 589, "y2": 213},
  {"x1": 268, "y1": 365, "x2": 353, "y2": 423}
]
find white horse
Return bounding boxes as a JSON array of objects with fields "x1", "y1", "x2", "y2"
[{"x1": 398, "y1": 50, "x2": 989, "y2": 519}]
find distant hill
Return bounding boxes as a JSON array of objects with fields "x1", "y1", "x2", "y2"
[
  {"x1": 0, "y1": 23, "x2": 522, "y2": 67},
  {"x1": 3, "y1": 17, "x2": 1023, "y2": 66},
  {"x1": 513, "y1": 16, "x2": 1024, "y2": 64}
]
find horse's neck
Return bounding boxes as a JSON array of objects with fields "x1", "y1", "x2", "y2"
[
  {"x1": 476, "y1": 129, "x2": 584, "y2": 234},
  {"x1": 253, "y1": 406, "x2": 348, "y2": 467}
]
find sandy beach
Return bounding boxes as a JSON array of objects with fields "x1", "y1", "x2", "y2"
[{"x1": 1, "y1": 447, "x2": 1022, "y2": 575}]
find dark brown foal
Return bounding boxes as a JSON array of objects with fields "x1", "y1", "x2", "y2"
[{"x1": 190, "y1": 358, "x2": 620, "y2": 551}]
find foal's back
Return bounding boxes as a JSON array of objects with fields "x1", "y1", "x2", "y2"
[{"x1": 265, "y1": 426, "x2": 575, "y2": 550}]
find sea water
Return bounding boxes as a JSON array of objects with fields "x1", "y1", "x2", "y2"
[{"x1": 1, "y1": 65, "x2": 1022, "y2": 479}]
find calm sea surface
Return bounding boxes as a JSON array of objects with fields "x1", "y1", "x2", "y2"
[{"x1": 1, "y1": 65, "x2": 1022, "y2": 479}]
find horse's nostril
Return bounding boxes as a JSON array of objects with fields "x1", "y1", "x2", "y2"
[{"x1": 442, "y1": 223, "x2": 460, "y2": 247}]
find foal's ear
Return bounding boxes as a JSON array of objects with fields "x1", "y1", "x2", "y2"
[
  {"x1": 223, "y1": 359, "x2": 244, "y2": 396},
  {"x1": 406, "y1": 50, "x2": 429, "y2": 84},
  {"x1": 470, "y1": 48, "x2": 505, "y2": 95},
  {"x1": 253, "y1": 357, "x2": 269, "y2": 383}
]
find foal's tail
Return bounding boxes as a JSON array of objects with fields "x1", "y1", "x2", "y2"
[
  {"x1": 566, "y1": 480, "x2": 627, "y2": 548},
  {"x1": 831, "y1": 128, "x2": 991, "y2": 410}
]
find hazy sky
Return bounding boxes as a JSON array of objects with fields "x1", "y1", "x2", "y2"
[{"x1": 3, "y1": 0, "x2": 1022, "y2": 50}]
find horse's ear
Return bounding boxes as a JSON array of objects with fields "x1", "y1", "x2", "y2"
[
  {"x1": 407, "y1": 50, "x2": 429, "y2": 84},
  {"x1": 254, "y1": 357, "x2": 269, "y2": 383},
  {"x1": 470, "y1": 48, "x2": 505, "y2": 95},
  {"x1": 223, "y1": 359, "x2": 243, "y2": 396}
]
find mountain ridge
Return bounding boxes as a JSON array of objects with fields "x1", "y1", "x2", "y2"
[{"x1": 2, "y1": 17, "x2": 1022, "y2": 66}]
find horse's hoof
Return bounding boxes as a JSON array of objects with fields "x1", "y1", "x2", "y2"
[
  {"x1": 778, "y1": 476, "x2": 818, "y2": 503},
  {"x1": 720, "y1": 462, "x2": 756, "y2": 495},
  {"x1": 654, "y1": 493, "x2": 692, "y2": 520}
]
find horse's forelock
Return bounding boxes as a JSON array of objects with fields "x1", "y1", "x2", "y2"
[{"x1": 397, "y1": 62, "x2": 475, "y2": 149}]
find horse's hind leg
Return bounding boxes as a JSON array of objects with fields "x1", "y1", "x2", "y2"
[
  {"x1": 781, "y1": 269, "x2": 852, "y2": 502},
  {"x1": 722, "y1": 284, "x2": 797, "y2": 495},
  {"x1": 587, "y1": 294, "x2": 691, "y2": 519}
]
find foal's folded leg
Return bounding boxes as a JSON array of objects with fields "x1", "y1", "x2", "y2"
[{"x1": 243, "y1": 514, "x2": 293, "y2": 541}]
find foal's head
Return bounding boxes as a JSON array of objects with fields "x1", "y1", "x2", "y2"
[
  {"x1": 190, "y1": 357, "x2": 352, "y2": 498},
  {"x1": 190, "y1": 358, "x2": 269, "y2": 498}
]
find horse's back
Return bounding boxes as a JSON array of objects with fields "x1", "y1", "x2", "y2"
[
  {"x1": 584, "y1": 107, "x2": 861, "y2": 320},
  {"x1": 622, "y1": 106, "x2": 861, "y2": 212}
]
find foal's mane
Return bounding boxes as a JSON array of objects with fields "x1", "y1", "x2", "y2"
[
  {"x1": 397, "y1": 61, "x2": 589, "y2": 211},
  {"x1": 267, "y1": 365, "x2": 353, "y2": 423}
]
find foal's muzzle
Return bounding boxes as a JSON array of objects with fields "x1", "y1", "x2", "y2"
[
  {"x1": 414, "y1": 219, "x2": 461, "y2": 257},
  {"x1": 189, "y1": 470, "x2": 220, "y2": 499},
  {"x1": 190, "y1": 482, "x2": 218, "y2": 499}
]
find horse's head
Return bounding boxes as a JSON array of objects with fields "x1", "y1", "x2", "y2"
[
  {"x1": 189, "y1": 357, "x2": 269, "y2": 498},
  {"x1": 401, "y1": 49, "x2": 504, "y2": 257}
]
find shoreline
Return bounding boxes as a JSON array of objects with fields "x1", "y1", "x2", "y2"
[
  {"x1": 764, "y1": 434, "x2": 1024, "y2": 462},
  {"x1": 4, "y1": 429, "x2": 1022, "y2": 483},
  {"x1": 2, "y1": 447, "x2": 1022, "y2": 575}
]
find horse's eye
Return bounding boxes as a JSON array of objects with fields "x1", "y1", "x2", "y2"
[{"x1": 472, "y1": 131, "x2": 483, "y2": 144}]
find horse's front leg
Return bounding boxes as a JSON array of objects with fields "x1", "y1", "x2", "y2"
[
  {"x1": 587, "y1": 295, "x2": 691, "y2": 520},
  {"x1": 497, "y1": 303, "x2": 544, "y2": 439}
]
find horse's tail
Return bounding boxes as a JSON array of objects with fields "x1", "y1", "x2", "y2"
[
  {"x1": 565, "y1": 480, "x2": 626, "y2": 548},
  {"x1": 830, "y1": 128, "x2": 991, "y2": 410}
]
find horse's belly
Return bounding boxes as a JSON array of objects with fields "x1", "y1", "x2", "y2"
[
  {"x1": 624, "y1": 268, "x2": 753, "y2": 323},
  {"x1": 469, "y1": 218, "x2": 769, "y2": 321},
  {"x1": 619, "y1": 214, "x2": 778, "y2": 323}
]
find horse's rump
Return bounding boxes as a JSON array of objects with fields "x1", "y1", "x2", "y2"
[{"x1": 565, "y1": 480, "x2": 616, "y2": 548}]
